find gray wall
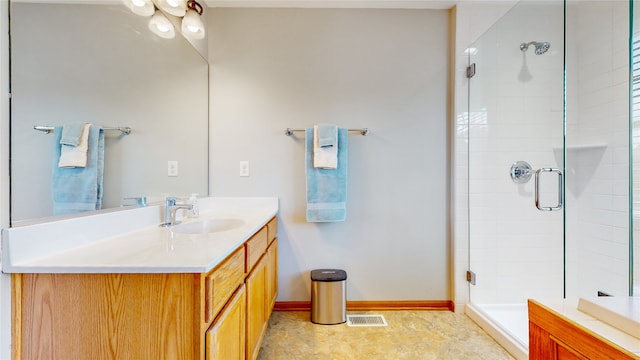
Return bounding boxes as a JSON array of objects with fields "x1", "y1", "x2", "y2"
[{"x1": 209, "y1": 8, "x2": 450, "y2": 301}]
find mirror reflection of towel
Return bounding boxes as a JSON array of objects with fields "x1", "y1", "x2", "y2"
[
  {"x1": 52, "y1": 125, "x2": 105, "y2": 215},
  {"x1": 58, "y1": 123, "x2": 91, "y2": 168}
]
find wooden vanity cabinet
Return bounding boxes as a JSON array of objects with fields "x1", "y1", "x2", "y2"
[
  {"x1": 13, "y1": 272, "x2": 206, "y2": 359},
  {"x1": 246, "y1": 255, "x2": 268, "y2": 360},
  {"x1": 528, "y1": 299, "x2": 640, "y2": 360},
  {"x1": 266, "y1": 238, "x2": 278, "y2": 319},
  {"x1": 208, "y1": 215, "x2": 278, "y2": 360},
  {"x1": 12, "y1": 216, "x2": 279, "y2": 360},
  {"x1": 244, "y1": 216, "x2": 278, "y2": 360},
  {"x1": 266, "y1": 215, "x2": 278, "y2": 320}
]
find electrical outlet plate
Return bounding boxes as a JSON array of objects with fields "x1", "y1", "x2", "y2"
[{"x1": 168, "y1": 160, "x2": 178, "y2": 177}]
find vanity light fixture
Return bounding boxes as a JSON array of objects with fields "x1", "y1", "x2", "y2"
[
  {"x1": 148, "y1": 10, "x2": 175, "y2": 39},
  {"x1": 181, "y1": 0, "x2": 205, "y2": 39},
  {"x1": 157, "y1": 0, "x2": 187, "y2": 17},
  {"x1": 123, "y1": 0, "x2": 155, "y2": 16},
  {"x1": 125, "y1": 0, "x2": 206, "y2": 40}
]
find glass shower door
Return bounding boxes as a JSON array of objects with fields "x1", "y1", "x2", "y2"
[
  {"x1": 467, "y1": 0, "x2": 633, "y2": 351},
  {"x1": 467, "y1": 0, "x2": 566, "y2": 347}
]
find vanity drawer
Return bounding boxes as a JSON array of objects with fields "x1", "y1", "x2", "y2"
[
  {"x1": 205, "y1": 247, "x2": 245, "y2": 324},
  {"x1": 267, "y1": 217, "x2": 278, "y2": 245},
  {"x1": 245, "y1": 226, "x2": 268, "y2": 273}
]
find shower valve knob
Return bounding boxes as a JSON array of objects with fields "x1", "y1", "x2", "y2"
[{"x1": 510, "y1": 161, "x2": 533, "y2": 184}]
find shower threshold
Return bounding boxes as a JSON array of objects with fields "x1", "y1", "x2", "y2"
[{"x1": 466, "y1": 303, "x2": 529, "y2": 360}]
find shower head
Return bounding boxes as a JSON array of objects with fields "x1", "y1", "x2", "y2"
[{"x1": 520, "y1": 41, "x2": 550, "y2": 55}]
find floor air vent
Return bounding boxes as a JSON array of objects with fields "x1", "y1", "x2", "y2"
[{"x1": 346, "y1": 314, "x2": 388, "y2": 327}]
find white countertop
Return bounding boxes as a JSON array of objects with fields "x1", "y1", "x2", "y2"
[
  {"x1": 535, "y1": 298, "x2": 640, "y2": 357},
  {"x1": 578, "y1": 296, "x2": 640, "y2": 340},
  {"x1": 1, "y1": 197, "x2": 278, "y2": 273}
]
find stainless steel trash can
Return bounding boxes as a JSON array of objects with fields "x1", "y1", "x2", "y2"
[{"x1": 310, "y1": 269, "x2": 347, "y2": 324}]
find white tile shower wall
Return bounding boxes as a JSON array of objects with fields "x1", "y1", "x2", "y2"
[
  {"x1": 565, "y1": 0, "x2": 630, "y2": 298},
  {"x1": 467, "y1": 1, "x2": 565, "y2": 304}
]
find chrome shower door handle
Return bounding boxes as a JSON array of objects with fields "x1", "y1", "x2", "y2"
[{"x1": 535, "y1": 168, "x2": 563, "y2": 211}]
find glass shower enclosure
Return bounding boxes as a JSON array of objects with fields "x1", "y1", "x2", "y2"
[{"x1": 466, "y1": 0, "x2": 633, "y2": 353}]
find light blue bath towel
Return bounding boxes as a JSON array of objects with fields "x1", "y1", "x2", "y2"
[
  {"x1": 52, "y1": 125, "x2": 105, "y2": 215},
  {"x1": 306, "y1": 127, "x2": 348, "y2": 222}
]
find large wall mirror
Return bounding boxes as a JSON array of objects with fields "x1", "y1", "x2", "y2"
[
  {"x1": 632, "y1": 0, "x2": 639, "y2": 296},
  {"x1": 10, "y1": 1, "x2": 209, "y2": 225}
]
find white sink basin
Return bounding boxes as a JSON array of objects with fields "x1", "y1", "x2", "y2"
[
  {"x1": 577, "y1": 297, "x2": 640, "y2": 339},
  {"x1": 171, "y1": 218, "x2": 245, "y2": 235}
]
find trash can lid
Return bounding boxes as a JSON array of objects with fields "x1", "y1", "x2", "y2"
[{"x1": 311, "y1": 269, "x2": 347, "y2": 282}]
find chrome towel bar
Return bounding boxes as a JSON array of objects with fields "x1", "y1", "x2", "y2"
[
  {"x1": 285, "y1": 128, "x2": 368, "y2": 136},
  {"x1": 33, "y1": 125, "x2": 132, "y2": 135}
]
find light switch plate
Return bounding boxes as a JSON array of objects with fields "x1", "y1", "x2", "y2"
[{"x1": 239, "y1": 161, "x2": 250, "y2": 177}]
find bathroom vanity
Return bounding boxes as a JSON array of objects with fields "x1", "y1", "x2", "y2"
[
  {"x1": 3, "y1": 197, "x2": 278, "y2": 360},
  {"x1": 528, "y1": 299, "x2": 640, "y2": 359}
]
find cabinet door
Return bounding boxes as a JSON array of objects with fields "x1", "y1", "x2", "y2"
[
  {"x1": 245, "y1": 227, "x2": 268, "y2": 273},
  {"x1": 266, "y1": 239, "x2": 278, "y2": 318},
  {"x1": 205, "y1": 247, "x2": 245, "y2": 325},
  {"x1": 246, "y1": 255, "x2": 267, "y2": 360},
  {"x1": 267, "y1": 217, "x2": 277, "y2": 243},
  {"x1": 206, "y1": 284, "x2": 246, "y2": 360},
  {"x1": 15, "y1": 273, "x2": 200, "y2": 360},
  {"x1": 554, "y1": 342, "x2": 589, "y2": 360}
]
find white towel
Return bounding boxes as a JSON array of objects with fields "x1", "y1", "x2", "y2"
[
  {"x1": 313, "y1": 125, "x2": 338, "y2": 169},
  {"x1": 58, "y1": 123, "x2": 91, "y2": 168}
]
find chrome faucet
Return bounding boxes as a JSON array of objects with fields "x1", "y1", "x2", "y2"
[
  {"x1": 123, "y1": 196, "x2": 147, "y2": 207},
  {"x1": 160, "y1": 197, "x2": 193, "y2": 227}
]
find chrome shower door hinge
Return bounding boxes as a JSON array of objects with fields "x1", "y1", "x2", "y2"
[
  {"x1": 466, "y1": 63, "x2": 476, "y2": 78},
  {"x1": 466, "y1": 270, "x2": 476, "y2": 285}
]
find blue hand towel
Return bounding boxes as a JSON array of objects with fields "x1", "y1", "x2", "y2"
[
  {"x1": 317, "y1": 123, "x2": 337, "y2": 148},
  {"x1": 60, "y1": 123, "x2": 87, "y2": 146},
  {"x1": 306, "y1": 128, "x2": 348, "y2": 222},
  {"x1": 52, "y1": 125, "x2": 105, "y2": 215}
]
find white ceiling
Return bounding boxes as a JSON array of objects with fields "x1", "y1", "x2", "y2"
[{"x1": 202, "y1": 0, "x2": 461, "y2": 9}]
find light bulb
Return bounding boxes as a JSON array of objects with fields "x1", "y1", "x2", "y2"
[
  {"x1": 148, "y1": 10, "x2": 175, "y2": 39},
  {"x1": 157, "y1": 0, "x2": 187, "y2": 17},
  {"x1": 181, "y1": 8, "x2": 205, "y2": 39},
  {"x1": 123, "y1": 0, "x2": 154, "y2": 17}
]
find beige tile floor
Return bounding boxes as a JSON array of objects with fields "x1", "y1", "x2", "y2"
[{"x1": 258, "y1": 310, "x2": 515, "y2": 360}]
